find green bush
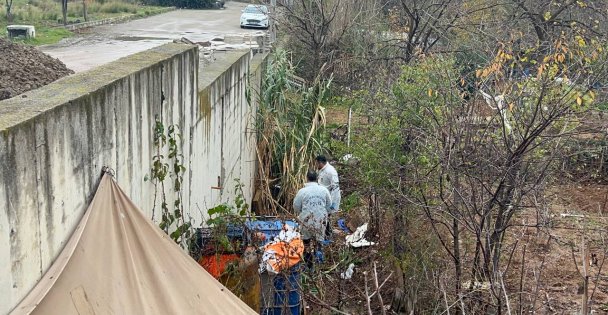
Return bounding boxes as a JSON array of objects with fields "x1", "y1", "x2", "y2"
[
  {"x1": 143, "y1": 0, "x2": 214, "y2": 9},
  {"x1": 99, "y1": 2, "x2": 138, "y2": 14},
  {"x1": 25, "y1": 5, "x2": 44, "y2": 21},
  {"x1": 86, "y1": 2, "x2": 101, "y2": 13},
  {"x1": 42, "y1": 11, "x2": 59, "y2": 20},
  {"x1": 29, "y1": 0, "x2": 59, "y2": 12}
]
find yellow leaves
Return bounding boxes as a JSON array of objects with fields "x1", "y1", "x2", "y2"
[
  {"x1": 576, "y1": 97, "x2": 583, "y2": 106},
  {"x1": 476, "y1": 48, "x2": 513, "y2": 79},
  {"x1": 575, "y1": 35, "x2": 587, "y2": 48},
  {"x1": 537, "y1": 63, "x2": 548, "y2": 78},
  {"x1": 476, "y1": 63, "x2": 501, "y2": 79},
  {"x1": 577, "y1": 0, "x2": 587, "y2": 8},
  {"x1": 543, "y1": 12, "x2": 552, "y2": 21},
  {"x1": 496, "y1": 50, "x2": 513, "y2": 61},
  {"x1": 427, "y1": 88, "x2": 433, "y2": 97}
]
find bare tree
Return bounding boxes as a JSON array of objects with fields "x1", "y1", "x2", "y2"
[
  {"x1": 504, "y1": 0, "x2": 607, "y2": 54},
  {"x1": 5, "y1": 0, "x2": 13, "y2": 22},
  {"x1": 385, "y1": 0, "x2": 462, "y2": 62},
  {"x1": 278, "y1": 0, "x2": 368, "y2": 80},
  {"x1": 83, "y1": 0, "x2": 88, "y2": 22},
  {"x1": 62, "y1": 0, "x2": 68, "y2": 25},
  {"x1": 350, "y1": 30, "x2": 607, "y2": 312}
]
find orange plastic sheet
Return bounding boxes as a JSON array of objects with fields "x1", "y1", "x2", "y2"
[{"x1": 263, "y1": 238, "x2": 304, "y2": 273}]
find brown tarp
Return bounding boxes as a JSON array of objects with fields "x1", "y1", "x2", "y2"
[{"x1": 10, "y1": 174, "x2": 257, "y2": 315}]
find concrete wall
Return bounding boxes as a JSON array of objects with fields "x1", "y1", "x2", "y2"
[{"x1": 0, "y1": 44, "x2": 265, "y2": 314}]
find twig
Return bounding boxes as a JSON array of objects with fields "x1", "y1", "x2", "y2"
[
  {"x1": 364, "y1": 271, "x2": 373, "y2": 315},
  {"x1": 582, "y1": 222, "x2": 589, "y2": 315},
  {"x1": 373, "y1": 262, "x2": 387, "y2": 315},
  {"x1": 306, "y1": 293, "x2": 352, "y2": 315},
  {"x1": 369, "y1": 272, "x2": 393, "y2": 299},
  {"x1": 590, "y1": 233, "x2": 607, "y2": 303},
  {"x1": 441, "y1": 280, "x2": 451, "y2": 315},
  {"x1": 499, "y1": 271, "x2": 512, "y2": 315}
]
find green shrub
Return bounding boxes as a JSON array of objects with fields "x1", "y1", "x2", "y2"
[
  {"x1": 29, "y1": 0, "x2": 58, "y2": 12},
  {"x1": 99, "y1": 2, "x2": 138, "y2": 14},
  {"x1": 42, "y1": 11, "x2": 59, "y2": 20},
  {"x1": 87, "y1": 2, "x2": 101, "y2": 13},
  {"x1": 25, "y1": 5, "x2": 44, "y2": 21}
]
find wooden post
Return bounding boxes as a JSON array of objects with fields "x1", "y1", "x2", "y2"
[
  {"x1": 347, "y1": 106, "x2": 352, "y2": 148},
  {"x1": 82, "y1": 0, "x2": 88, "y2": 22},
  {"x1": 582, "y1": 233, "x2": 588, "y2": 315}
]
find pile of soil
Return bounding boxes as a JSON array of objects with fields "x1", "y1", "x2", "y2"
[{"x1": 0, "y1": 38, "x2": 73, "y2": 100}]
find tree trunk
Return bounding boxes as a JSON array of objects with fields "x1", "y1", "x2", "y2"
[
  {"x1": 62, "y1": 0, "x2": 68, "y2": 26},
  {"x1": 5, "y1": 0, "x2": 13, "y2": 23},
  {"x1": 82, "y1": 0, "x2": 87, "y2": 22}
]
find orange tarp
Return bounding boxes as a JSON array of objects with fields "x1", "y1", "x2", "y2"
[
  {"x1": 199, "y1": 254, "x2": 241, "y2": 279},
  {"x1": 264, "y1": 238, "x2": 304, "y2": 273}
]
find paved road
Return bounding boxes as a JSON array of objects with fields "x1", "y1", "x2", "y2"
[{"x1": 42, "y1": 2, "x2": 266, "y2": 72}]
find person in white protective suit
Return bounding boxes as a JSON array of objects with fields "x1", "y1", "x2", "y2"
[{"x1": 315, "y1": 155, "x2": 341, "y2": 239}]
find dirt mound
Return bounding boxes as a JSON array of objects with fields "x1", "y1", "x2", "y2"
[{"x1": 0, "y1": 38, "x2": 73, "y2": 100}]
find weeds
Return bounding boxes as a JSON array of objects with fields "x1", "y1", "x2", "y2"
[
  {"x1": 252, "y1": 49, "x2": 331, "y2": 215},
  {"x1": 1, "y1": 0, "x2": 165, "y2": 45}
]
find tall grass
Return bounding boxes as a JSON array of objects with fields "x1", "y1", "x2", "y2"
[
  {"x1": 252, "y1": 50, "x2": 331, "y2": 215},
  {"x1": 1, "y1": 0, "x2": 141, "y2": 24},
  {"x1": 97, "y1": 2, "x2": 138, "y2": 14}
]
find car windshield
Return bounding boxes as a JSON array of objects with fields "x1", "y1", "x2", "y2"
[{"x1": 244, "y1": 6, "x2": 267, "y2": 14}]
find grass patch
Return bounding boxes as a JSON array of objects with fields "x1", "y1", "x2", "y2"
[
  {"x1": 22, "y1": 26, "x2": 72, "y2": 45},
  {"x1": 0, "y1": 0, "x2": 167, "y2": 45}
]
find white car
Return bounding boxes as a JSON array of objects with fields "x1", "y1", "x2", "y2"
[{"x1": 240, "y1": 5, "x2": 269, "y2": 29}]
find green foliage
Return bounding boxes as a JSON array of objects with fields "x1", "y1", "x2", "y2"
[
  {"x1": 340, "y1": 191, "x2": 361, "y2": 213},
  {"x1": 206, "y1": 180, "x2": 249, "y2": 227},
  {"x1": 7, "y1": 26, "x2": 72, "y2": 45},
  {"x1": 351, "y1": 56, "x2": 459, "y2": 190},
  {"x1": 142, "y1": 0, "x2": 214, "y2": 9},
  {"x1": 95, "y1": 2, "x2": 138, "y2": 14},
  {"x1": 253, "y1": 49, "x2": 332, "y2": 213},
  {"x1": 148, "y1": 117, "x2": 191, "y2": 247},
  {"x1": 0, "y1": 0, "x2": 165, "y2": 45},
  {"x1": 204, "y1": 180, "x2": 249, "y2": 253}
]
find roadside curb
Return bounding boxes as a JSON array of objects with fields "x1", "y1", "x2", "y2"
[{"x1": 62, "y1": 7, "x2": 176, "y2": 31}]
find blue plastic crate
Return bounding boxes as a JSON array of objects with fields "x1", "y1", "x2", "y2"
[{"x1": 245, "y1": 220, "x2": 298, "y2": 245}]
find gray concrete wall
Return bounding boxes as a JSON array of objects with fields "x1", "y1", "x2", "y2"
[{"x1": 0, "y1": 44, "x2": 265, "y2": 314}]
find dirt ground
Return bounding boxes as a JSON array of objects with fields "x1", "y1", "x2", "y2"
[
  {"x1": 525, "y1": 184, "x2": 608, "y2": 314},
  {"x1": 0, "y1": 38, "x2": 73, "y2": 100},
  {"x1": 323, "y1": 105, "x2": 608, "y2": 314}
]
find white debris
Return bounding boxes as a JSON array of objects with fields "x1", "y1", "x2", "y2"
[
  {"x1": 273, "y1": 224, "x2": 300, "y2": 243},
  {"x1": 341, "y1": 154, "x2": 360, "y2": 165},
  {"x1": 345, "y1": 223, "x2": 375, "y2": 247},
  {"x1": 341, "y1": 263, "x2": 355, "y2": 280},
  {"x1": 462, "y1": 281, "x2": 491, "y2": 291},
  {"x1": 560, "y1": 213, "x2": 586, "y2": 218}
]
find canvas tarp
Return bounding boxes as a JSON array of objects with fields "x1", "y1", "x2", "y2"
[{"x1": 10, "y1": 174, "x2": 257, "y2": 315}]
